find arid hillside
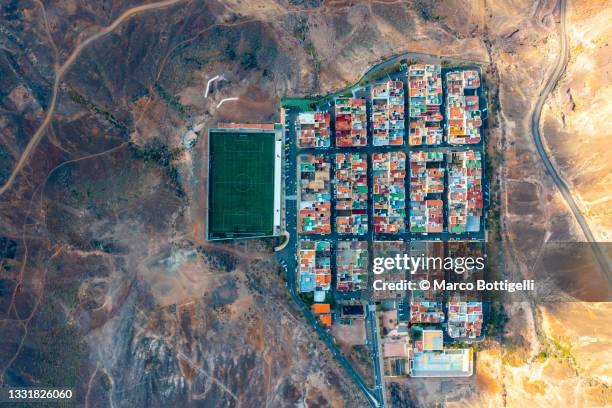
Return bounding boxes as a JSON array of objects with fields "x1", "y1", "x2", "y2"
[{"x1": 542, "y1": 0, "x2": 612, "y2": 241}]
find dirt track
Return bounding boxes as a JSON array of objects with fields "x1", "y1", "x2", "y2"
[{"x1": 0, "y1": 0, "x2": 184, "y2": 197}]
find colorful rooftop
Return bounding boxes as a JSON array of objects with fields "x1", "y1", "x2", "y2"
[
  {"x1": 447, "y1": 150, "x2": 483, "y2": 234},
  {"x1": 336, "y1": 241, "x2": 368, "y2": 292},
  {"x1": 371, "y1": 80, "x2": 405, "y2": 146},
  {"x1": 298, "y1": 154, "x2": 332, "y2": 234},
  {"x1": 335, "y1": 97, "x2": 367, "y2": 147},
  {"x1": 447, "y1": 296, "x2": 483, "y2": 339},
  {"x1": 335, "y1": 153, "x2": 368, "y2": 235},
  {"x1": 446, "y1": 70, "x2": 482, "y2": 145},
  {"x1": 297, "y1": 112, "x2": 331, "y2": 148},
  {"x1": 373, "y1": 152, "x2": 406, "y2": 234},
  {"x1": 298, "y1": 241, "x2": 332, "y2": 293},
  {"x1": 409, "y1": 151, "x2": 445, "y2": 233}
]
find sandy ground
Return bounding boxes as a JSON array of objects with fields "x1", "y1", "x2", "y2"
[
  {"x1": 332, "y1": 320, "x2": 367, "y2": 347},
  {"x1": 541, "y1": 0, "x2": 612, "y2": 241},
  {"x1": 1, "y1": 0, "x2": 610, "y2": 407}
]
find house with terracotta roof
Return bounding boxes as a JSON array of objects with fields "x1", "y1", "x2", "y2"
[
  {"x1": 446, "y1": 70, "x2": 482, "y2": 145},
  {"x1": 373, "y1": 152, "x2": 406, "y2": 233},
  {"x1": 297, "y1": 112, "x2": 331, "y2": 147},
  {"x1": 311, "y1": 303, "x2": 332, "y2": 327},
  {"x1": 408, "y1": 64, "x2": 443, "y2": 146},
  {"x1": 334, "y1": 98, "x2": 367, "y2": 146},
  {"x1": 371, "y1": 80, "x2": 405, "y2": 146},
  {"x1": 298, "y1": 154, "x2": 332, "y2": 234},
  {"x1": 335, "y1": 153, "x2": 368, "y2": 234}
]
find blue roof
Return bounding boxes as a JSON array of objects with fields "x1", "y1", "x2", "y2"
[
  {"x1": 466, "y1": 216, "x2": 480, "y2": 232},
  {"x1": 300, "y1": 274, "x2": 315, "y2": 292}
]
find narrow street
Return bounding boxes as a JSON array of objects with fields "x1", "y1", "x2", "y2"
[{"x1": 277, "y1": 55, "x2": 490, "y2": 408}]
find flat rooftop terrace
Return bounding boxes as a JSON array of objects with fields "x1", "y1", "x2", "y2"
[
  {"x1": 410, "y1": 349, "x2": 473, "y2": 377},
  {"x1": 207, "y1": 125, "x2": 282, "y2": 240}
]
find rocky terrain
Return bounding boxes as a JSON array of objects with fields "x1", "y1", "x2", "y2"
[
  {"x1": 0, "y1": 0, "x2": 609, "y2": 407},
  {"x1": 541, "y1": 0, "x2": 611, "y2": 242}
]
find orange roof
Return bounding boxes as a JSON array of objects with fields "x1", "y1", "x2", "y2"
[
  {"x1": 319, "y1": 314, "x2": 332, "y2": 327},
  {"x1": 315, "y1": 274, "x2": 331, "y2": 286},
  {"x1": 311, "y1": 303, "x2": 331, "y2": 314}
]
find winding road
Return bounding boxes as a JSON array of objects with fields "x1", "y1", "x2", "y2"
[
  {"x1": 530, "y1": 0, "x2": 611, "y2": 283},
  {"x1": 0, "y1": 0, "x2": 184, "y2": 197}
]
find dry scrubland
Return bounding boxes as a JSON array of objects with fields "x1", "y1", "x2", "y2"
[
  {"x1": 0, "y1": 0, "x2": 609, "y2": 407},
  {"x1": 542, "y1": 0, "x2": 612, "y2": 241}
]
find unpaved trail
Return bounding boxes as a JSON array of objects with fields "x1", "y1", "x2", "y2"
[{"x1": 0, "y1": 0, "x2": 185, "y2": 197}]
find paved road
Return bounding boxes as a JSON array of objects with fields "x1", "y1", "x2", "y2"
[
  {"x1": 283, "y1": 264, "x2": 381, "y2": 408},
  {"x1": 278, "y1": 57, "x2": 489, "y2": 408},
  {"x1": 277, "y1": 108, "x2": 380, "y2": 407},
  {"x1": 362, "y1": 53, "x2": 488, "y2": 82},
  {"x1": 529, "y1": 0, "x2": 611, "y2": 283},
  {"x1": 312, "y1": 52, "x2": 489, "y2": 104},
  {"x1": 279, "y1": 112, "x2": 481, "y2": 407},
  {"x1": 366, "y1": 303, "x2": 387, "y2": 407}
]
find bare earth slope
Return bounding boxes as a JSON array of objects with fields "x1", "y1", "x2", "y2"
[
  {"x1": 0, "y1": 1, "x2": 609, "y2": 407},
  {"x1": 541, "y1": 0, "x2": 612, "y2": 241}
]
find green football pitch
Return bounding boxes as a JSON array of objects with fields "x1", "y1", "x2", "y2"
[{"x1": 208, "y1": 131, "x2": 276, "y2": 239}]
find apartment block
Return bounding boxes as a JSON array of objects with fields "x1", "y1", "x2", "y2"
[
  {"x1": 447, "y1": 295, "x2": 483, "y2": 339},
  {"x1": 335, "y1": 153, "x2": 368, "y2": 235},
  {"x1": 296, "y1": 112, "x2": 331, "y2": 148},
  {"x1": 336, "y1": 241, "x2": 368, "y2": 292},
  {"x1": 409, "y1": 241, "x2": 445, "y2": 323},
  {"x1": 408, "y1": 64, "x2": 443, "y2": 146},
  {"x1": 446, "y1": 70, "x2": 482, "y2": 145},
  {"x1": 373, "y1": 152, "x2": 406, "y2": 233},
  {"x1": 373, "y1": 241, "x2": 406, "y2": 299},
  {"x1": 298, "y1": 241, "x2": 332, "y2": 294},
  {"x1": 447, "y1": 150, "x2": 483, "y2": 234},
  {"x1": 371, "y1": 81, "x2": 405, "y2": 146},
  {"x1": 335, "y1": 97, "x2": 367, "y2": 147},
  {"x1": 298, "y1": 154, "x2": 332, "y2": 234},
  {"x1": 409, "y1": 151, "x2": 445, "y2": 233}
]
